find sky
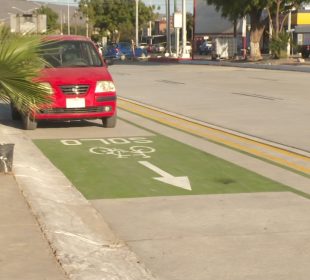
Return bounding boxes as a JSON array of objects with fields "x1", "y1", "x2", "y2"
[{"x1": 31, "y1": 0, "x2": 194, "y2": 13}]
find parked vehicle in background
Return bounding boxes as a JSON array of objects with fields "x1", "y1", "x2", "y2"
[
  {"x1": 154, "y1": 43, "x2": 166, "y2": 53},
  {"x1": 139, "y1": 43, "x2": 148, "y2": 49},
  {"x1": 147, "y1": 44, "x2": 156, "y2": 53},
  {"x1": 103, "y1": 43, "x2": 125, "y2": 60},
  {"x1": 103, "y1": 42, "x2": 132, "y2": 60},
  {"x1": 103, "y1": 42, "x2": 147, "y2": 60},
  {"x1": 199, "y1": 40, "x2": 212, "y2": 55},
  {"x1": 11, "y1": 35, "x2": 117, "y2": 130},
  {"x1": 117, "y1": 42, "x2": 134, "y2": 58},
  {"x1": 141, "y1": 35, "x2": 166, "y2": 53}
]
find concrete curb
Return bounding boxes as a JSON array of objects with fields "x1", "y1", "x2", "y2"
[
  {"x1": 0, "y1": 123, "x2": 157, "y2": 280},
  {"x1": 147, "y1": 56, "x2": 310, "y2": 73},
  {"x1": 180, "y1": 59, "x2": 310, "y2": 73},
  {"x1": 183, "y1": 59, "x2": 310, "y2": 73}
]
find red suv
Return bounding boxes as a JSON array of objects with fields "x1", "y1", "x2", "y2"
[{"x1": 13, "y1": 35, "x2": 117, "y2": 130}]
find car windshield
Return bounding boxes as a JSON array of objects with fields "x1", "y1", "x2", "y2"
[{"x1": 41, "y1": 40, "x2": 103, "y2": 68}]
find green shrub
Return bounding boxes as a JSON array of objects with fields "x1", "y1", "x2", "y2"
[{"x1": 269, "y1": 31, "x2": 291, "y2": 59}]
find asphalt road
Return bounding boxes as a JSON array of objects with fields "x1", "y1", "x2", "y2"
[{"x1": 109, "y1": 63, "x2": 310, "y2": 152}]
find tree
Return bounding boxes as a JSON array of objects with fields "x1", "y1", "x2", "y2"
[
  {"x1": 206, "y1": 0, "x2": 269, "y2": 60},
  {"x1": 187, "y1": 13, "x2": 194, "y2": 41},
  {"x1": 35, "y1": 5, "x2": 59, "y2": 32},
  {"x1": 267, "y1": 0, "x2": 307, "y2": 38},
  {"x1": 79, "y1": 0, "x2": 156, "y2": 41},
  {"x1": 266, "y1": 0, "x2": 310, "y2": 57},
  {"x1": 0, "y1": 26, "x2": 50, "y2": 114},
  {"x1": 206, "y1": 0, "x2": 310, "y2": 60}
]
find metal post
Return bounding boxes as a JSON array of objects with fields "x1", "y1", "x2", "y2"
[
  {"x1": 165, "y1": 0, "x2": 170, "y2": 55},
  {"x1": 67, "y1": 0, "x2": 70, "y2": 35},
  {"x1": 86, "y1": 16, "x2": 89, "y2": 37},
  {"x1": 167, "y1": 0, "x2": 171, "y2": 54},
  {"x1": 84, "y1": 2, "x2": 89, "y2": 38},
  {"x1": 242, "y1": 16, "x2": 247, "y2": 59},
  {"x1": 174, "y1": 0, "x2": 178, "y2": 56},
  {"x1": 269, "y1": 17, "x2": 273, "y2": 55},
  {"x1": 181, "y1": 0, "x2": 188, "y2": 58},
  {"x1": 136, "y1": 0, "x2": 139, "y2": 46},
  {"x1": 287, "y1": 10, "x2": 292, "y2": 57},
  {"x1": 60, "y1": 9, "x2": 63, "y2": 35}
]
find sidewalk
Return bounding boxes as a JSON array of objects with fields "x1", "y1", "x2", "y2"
[
  {"x1": 0, "y1": 174, "x2": 68, "y2": 280},
  {"x1": 0, "y1": 115, "x2": 156, "y2": 280}
]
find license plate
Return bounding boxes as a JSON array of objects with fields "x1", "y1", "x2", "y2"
[{"x1": 66, "y1": 98, "x2": 85, "y2": 108}]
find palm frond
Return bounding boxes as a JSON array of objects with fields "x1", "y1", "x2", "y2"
[{"x1": 0, "y1": 25, "x2": 51, "y2": 113}]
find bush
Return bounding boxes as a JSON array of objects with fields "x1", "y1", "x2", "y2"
[{"x1": 269, "y1": 32, "x2": 291, "y2": 59}]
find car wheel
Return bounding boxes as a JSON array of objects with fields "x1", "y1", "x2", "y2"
[
  {"x1": 102, "y1": 114, "x2": 117, "y2": 128},
  {"x1": 10, "y1": 104, "x2": 21, "y2": 120},
  {"x1": 22, "y1": 113, "x2": 37, "y2": 130}
]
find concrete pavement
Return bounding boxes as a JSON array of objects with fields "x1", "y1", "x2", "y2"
[
  {"x1": 0, "y1": 174, "x2": 68, "y2": 280},
  {"x1": 0, "y1": 115, "x2": 156, "y2": 280}
]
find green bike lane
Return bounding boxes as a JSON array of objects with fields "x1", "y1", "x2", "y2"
[
  {"x1": 34, "y1": 132, "x2": 293, "y2": 200},
  {"x1": 28, "y1": 114, "x2": 310, "y2": 280}
]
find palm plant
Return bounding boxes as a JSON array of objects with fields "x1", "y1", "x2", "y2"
[{"x1": 0, "y1": 25, "x2": 50, "y2": 115}]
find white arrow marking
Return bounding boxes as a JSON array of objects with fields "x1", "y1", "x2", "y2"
[{"x1": 139, "y1": 161, "x2": 192, "y2": 191}]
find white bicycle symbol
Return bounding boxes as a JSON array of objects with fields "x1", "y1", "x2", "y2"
[{"x1": 89, "y1": 146, "x2": 156, "y2": 159}]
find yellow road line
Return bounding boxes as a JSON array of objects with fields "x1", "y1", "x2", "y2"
[{"x1": 118, "y1": 99, "x2": 310, "y2": 175}]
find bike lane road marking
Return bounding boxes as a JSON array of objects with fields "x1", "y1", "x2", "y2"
[{"x1": 34, "y1": 134, "x2": 294, "y2": 200}]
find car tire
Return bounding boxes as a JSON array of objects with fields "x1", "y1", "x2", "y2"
[
  {"x1": 22, "y1": 113, "x2": 37, "y2": 130},
  {"x1": 102, "y1": 114, "x2": 117, "y2": 128},
  {"x1": 10, "y1": 104, "x2": 21, "y2": 120}
]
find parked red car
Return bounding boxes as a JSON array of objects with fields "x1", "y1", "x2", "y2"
[{"x1": 12, "y1": 35, "x2": 117, "y2": 130}]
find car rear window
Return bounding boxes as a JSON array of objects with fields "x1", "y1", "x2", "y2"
[{"x1": 41, "y1": 40, "x2": 103, "y2": 68}]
